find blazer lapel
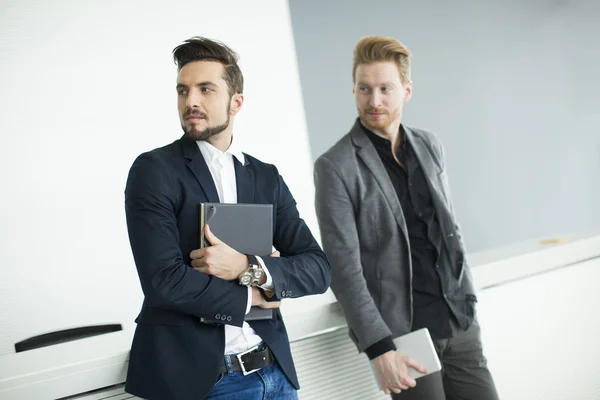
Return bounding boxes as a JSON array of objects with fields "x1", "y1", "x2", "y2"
[
  {"x1": 350, "y1": 121, "x2": 409, "y2": 238},
  {"x1": 181, "y1": 138, "x2": 220, "y2": 203},
  {"x1": 234, "y1": 156, "x2": 255, "y2": 204},
  {"x1": 405, "y1": 127, "x2": 454, "y2": 234}
]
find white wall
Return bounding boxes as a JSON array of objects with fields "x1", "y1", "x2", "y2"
[
  {"x1": 477, "y1": 257, "x2": 600, "y2": 399},
  {"x1": 0, "y1": 0, "x2": 317, "y2": 357}
]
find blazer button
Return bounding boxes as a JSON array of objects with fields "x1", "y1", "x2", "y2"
[
  {"x1": 287, "y1": 290, "x2": 292, "y2": 296},
  {"x1": 215, "y1": 314, "x2": 221, "y2": 320},
  {"x1": 226, "y1": 316, "x2": 232, "y2": 322},
  {"x1": 221, "y1": 315, "x2": 227, "y2": 321},
  {"x1": 281, "y1": 290, "x2": 286, "y2": 297}
]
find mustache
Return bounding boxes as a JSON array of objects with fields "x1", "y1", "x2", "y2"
[
  {"x1": 366, "y1": 108, "x2": 387, "y2": 114},
  {"x1": 184, "y1": 109, "x2": 208, "y2": 119}
]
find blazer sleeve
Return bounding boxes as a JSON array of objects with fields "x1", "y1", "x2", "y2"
[
  {"x1": 125, "y1": 152, "x2": 247, "y2": 326},
  {"x1": 313, "y1": 155, "x2": 392, "y2": 351},
  {"x1": 260, "y1": 167, "x2": 331, "y2": 301}
]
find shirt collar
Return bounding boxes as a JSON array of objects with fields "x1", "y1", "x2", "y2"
[
  {"x1": 196, "y1": 138, "x2": 246, "y2": 165},
  {"x1": 359, "y1": 119, "x2": 408, "y2": 151}
]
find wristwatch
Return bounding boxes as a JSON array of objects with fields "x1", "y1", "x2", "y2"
[{"x1": 238, "y1": 254, "x2": 264, "y2": 287}]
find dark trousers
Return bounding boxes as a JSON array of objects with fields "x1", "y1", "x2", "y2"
[{"x1": 392, "y1": 318, "x2": 499, "y2": 400}]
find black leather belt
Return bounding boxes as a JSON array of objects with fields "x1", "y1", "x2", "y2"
[{"x1": 220, "y1": 343, "x2": 274, "y2": 375}]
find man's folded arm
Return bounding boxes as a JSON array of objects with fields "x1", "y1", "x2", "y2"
[
  {"x1": 260, "y1": 167, "x2": 332, "y2": 301},
  {"x1": 125, "y1": 152, "x2": 247, "y2": 326}
]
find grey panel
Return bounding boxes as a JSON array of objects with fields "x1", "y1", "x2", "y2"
[{"x1": 291, "y1": 328, "x2": 388, "y2": 400}]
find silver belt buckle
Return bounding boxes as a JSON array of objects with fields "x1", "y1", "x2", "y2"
[{"x1": 236, "y1": 344, "x2": 261, "y2": 376}]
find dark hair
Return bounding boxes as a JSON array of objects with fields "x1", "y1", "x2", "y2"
[{"x1": 172, "y1": 37, "x2": 244, "y2": 96}]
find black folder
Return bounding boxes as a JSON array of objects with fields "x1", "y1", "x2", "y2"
[{"x1": 200, "y1": 203, "x2": 274, "y2": 320}]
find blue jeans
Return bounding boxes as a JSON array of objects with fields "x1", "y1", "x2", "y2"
[{"x1": 204, "y1": 362, "x2": 298, "y2": 400}]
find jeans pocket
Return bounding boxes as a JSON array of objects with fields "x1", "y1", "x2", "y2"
[{"x1": 213, "y1": 373, "x2": 225, "y2": 387}]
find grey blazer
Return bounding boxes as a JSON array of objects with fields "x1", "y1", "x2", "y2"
[{"x1": 314, "y1": 120, "x2": 475, "y2": 352}]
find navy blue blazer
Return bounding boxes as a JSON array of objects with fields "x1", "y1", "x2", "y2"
[{"x1": 124, "y1": 137, "x2": 331, "y2": 400}]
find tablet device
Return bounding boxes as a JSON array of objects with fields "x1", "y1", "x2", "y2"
[{"x1": 370, "y1": 328, "x2": 442, "y2": 389}]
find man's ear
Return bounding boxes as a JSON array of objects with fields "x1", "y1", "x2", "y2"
[
  {"x1": 229, "y1": 93, "x2": 244, "y2": 115},
  {"x1": 404, "y1": 80, "x2": 413, "y2": 103}
]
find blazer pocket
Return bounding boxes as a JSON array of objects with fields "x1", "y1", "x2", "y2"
[{"x1": 135, "y1": 306, "x2": 185, "y2": 326}]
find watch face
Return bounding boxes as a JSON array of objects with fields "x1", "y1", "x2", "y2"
[
  {"x1": 240, "y1": 274, "x2": 252, "y2": 285},
  {"x1": 252, "y1": 268, "x2": 264, "y2": 279}
]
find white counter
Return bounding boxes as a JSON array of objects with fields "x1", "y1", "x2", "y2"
[{"x1": 1, "y1": 233, "x2": 599, "y2": 399}]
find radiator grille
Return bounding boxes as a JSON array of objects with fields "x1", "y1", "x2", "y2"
[{"x1": 292, "y1": 327, "x2": 387, "y2": 400}]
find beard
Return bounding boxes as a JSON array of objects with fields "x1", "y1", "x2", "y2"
[
  {"x1": 358, "y1": 107, "x2": 389, "y2": 129},
  {"x1": 357, "y1": 106, "x2": 403, "y2": 134},
  {"x1": 182, "y1": 104, "x2": 231, "y2": 142}
]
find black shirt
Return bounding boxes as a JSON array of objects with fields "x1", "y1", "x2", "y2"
[{"x1": 362, "y1": 123, "x2": 473, "y2": 359}]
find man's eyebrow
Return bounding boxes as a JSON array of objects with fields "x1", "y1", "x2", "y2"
[
  {"x1": 357, "y1": 81, "x2": 395, "y2": 87},
  {"x1": 195, "y1": 81, "x2": 218, "y2": 87},
  {"x1": 176, "y1": 81, "x2": 219, "y2": 89}
]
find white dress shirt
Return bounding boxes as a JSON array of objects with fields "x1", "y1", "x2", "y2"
[{"x1": 197, "y1": 139, "x2": 274, "y2": 355}]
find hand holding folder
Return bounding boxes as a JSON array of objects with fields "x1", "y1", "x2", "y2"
[
  {"x1": 198, "y1": 203, "x2": 276, "y2": 321},
  {"x1": 193, "y1": 223, "x2": 254, "y2": 281}
]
